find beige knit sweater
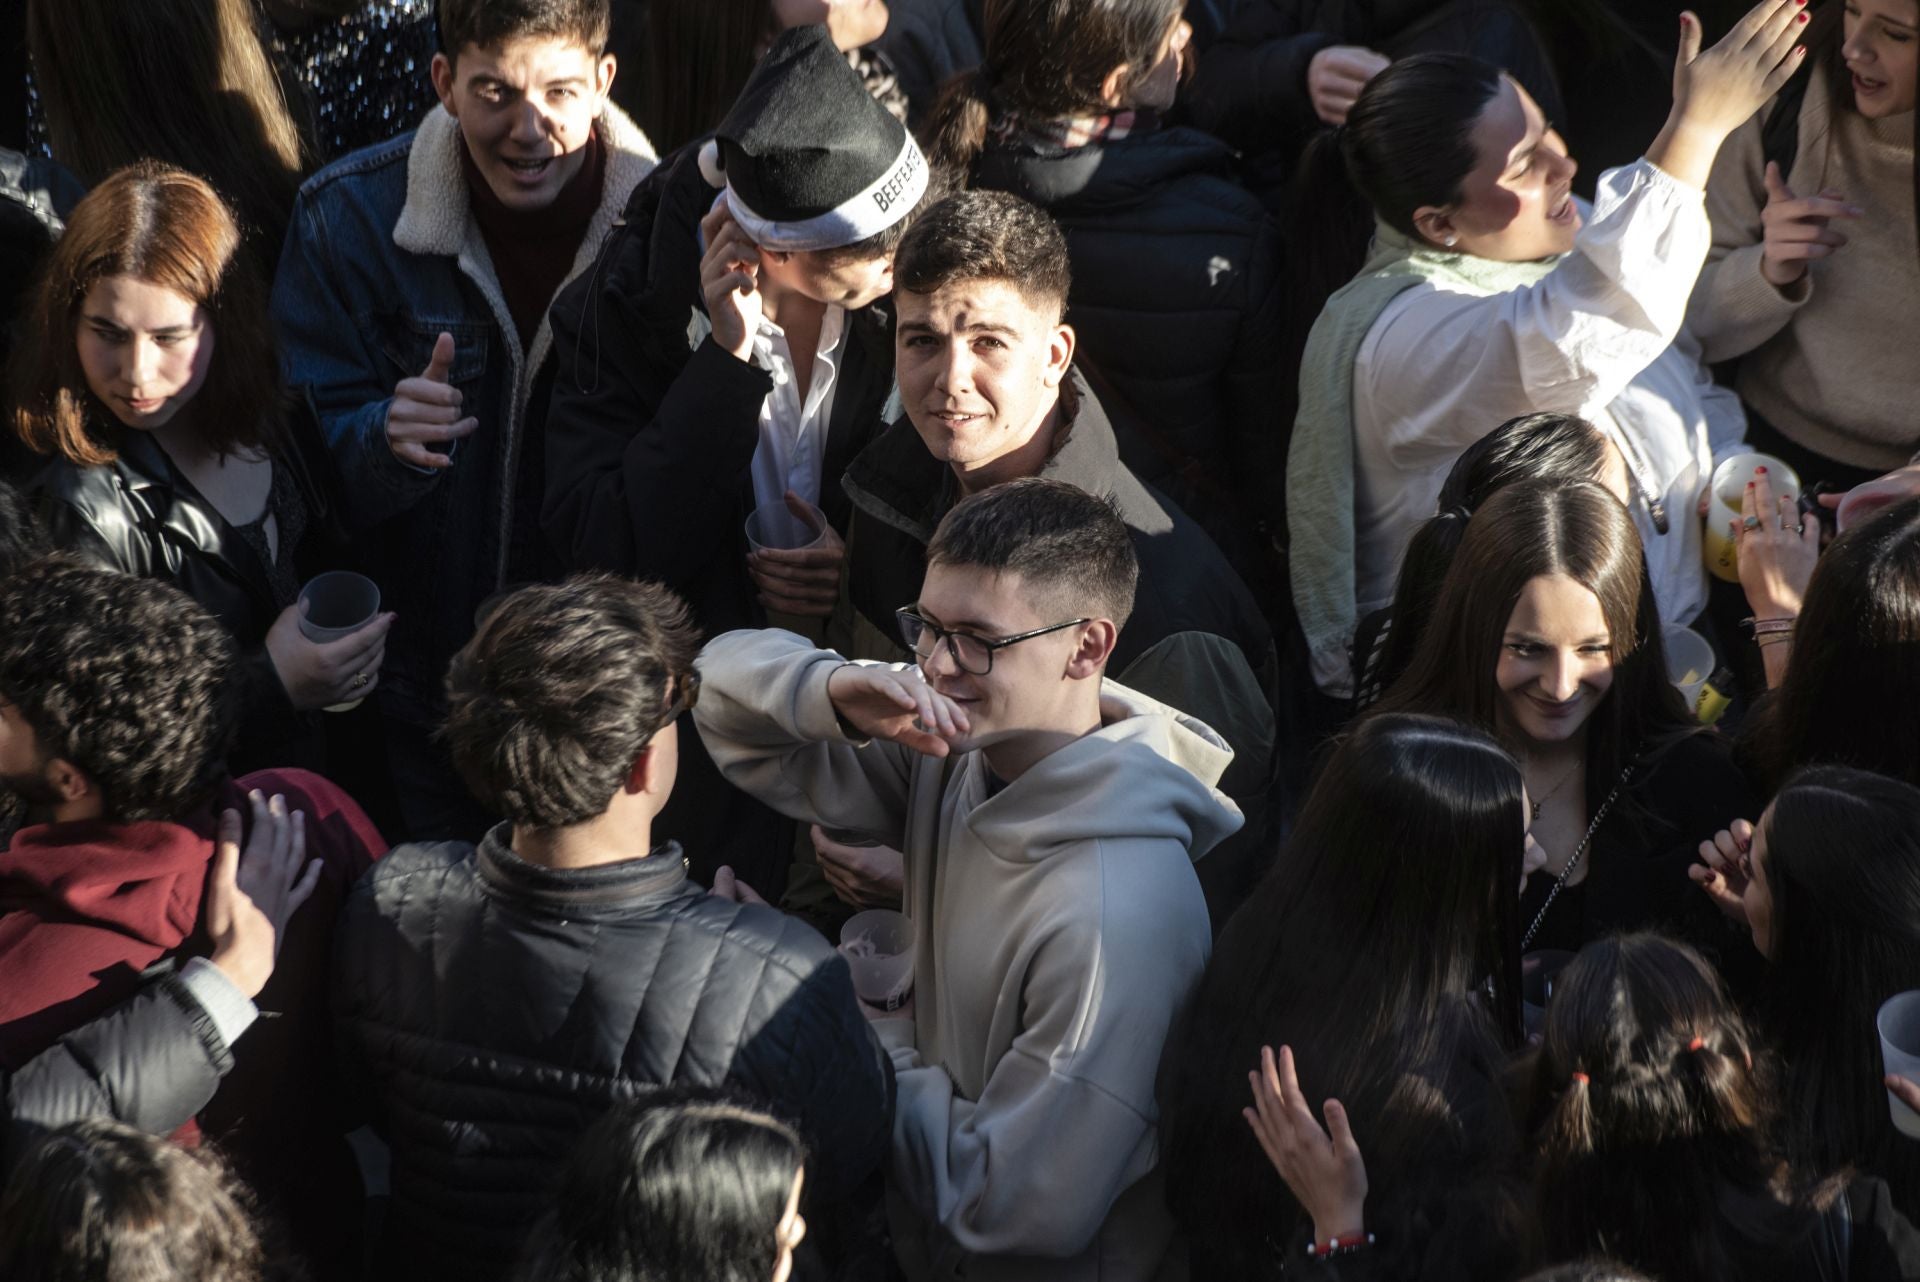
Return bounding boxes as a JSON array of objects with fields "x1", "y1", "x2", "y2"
[{"x1": 1689, "y1": 63, "x2": 1918, "y2": 472}]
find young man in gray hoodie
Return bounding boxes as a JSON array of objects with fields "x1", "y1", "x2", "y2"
[{"x1": 695, "y1": 478, "x2": 1240, "y2": 1282}]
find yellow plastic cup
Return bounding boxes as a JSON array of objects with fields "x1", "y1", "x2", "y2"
[{"x1": 1702, "y1": 453, "x2": 1801, "y2": 584}]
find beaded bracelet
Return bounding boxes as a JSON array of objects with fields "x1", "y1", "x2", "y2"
[{"x1": 1305, "y1": 1231, "x2": 1376, "y2": 1259}]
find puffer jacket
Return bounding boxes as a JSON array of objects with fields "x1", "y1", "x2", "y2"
[
  {"x1": 333, "y1": 827, "x2": 893, "y2": 1280},
  {"x1": 968, "y1": 128, "x2": 1286, "y2": 589}
]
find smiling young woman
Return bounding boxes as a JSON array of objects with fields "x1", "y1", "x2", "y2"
[{"x1": 1363, "y1": 480, "x2": 1760, "y2": 968}]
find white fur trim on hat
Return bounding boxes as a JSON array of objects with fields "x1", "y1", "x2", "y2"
[
  {"x1": 722, "y1": 133, "x2": 927, "y2": 254},
  {"x1": 697, "y1": 138, "x2": 727, "y2": 189}
]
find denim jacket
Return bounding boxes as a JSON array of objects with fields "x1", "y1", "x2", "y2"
[{"x1": 272, "y1": 104, "x2": 655, "y2": 724}]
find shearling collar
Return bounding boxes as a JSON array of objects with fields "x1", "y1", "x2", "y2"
[{"x1": 394, "y1": 101, "x2": 656, "y2": 262}]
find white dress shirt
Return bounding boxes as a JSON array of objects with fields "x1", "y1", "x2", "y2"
[
  {"x1": 1331, "y1": 160, "x2": 1746, "y2": 695},
  {"x1": 749, "y1": 303, "x2": 848, "y2": 515}
]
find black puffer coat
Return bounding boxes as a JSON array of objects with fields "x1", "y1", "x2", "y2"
[
  {"x1": 333, "y1": 829, "x2": 893, "y2": 1281},
  {"x1": 969, "y1": 128, "x2": 1286, "y2": 589}
]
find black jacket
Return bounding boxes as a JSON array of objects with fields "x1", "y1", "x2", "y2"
[
  {"x1": 969, "y1": 127, "x2": 1287, "y2": 587},
  {"x1": 543, "y1": 144, "x2": 897, "y2": 638},
  {"x1": 3, "y1": 971, "x2": 232, "y2": 1177},
  {"x1": 843, "y1": 371, "x2": 1282, "y2": 921},
  {"x1": 29, "y1": 430, "x2": 337, "y2": 772},
  {"x1": 332, "y1": 828, "x2": 893, "y2": 1280}
]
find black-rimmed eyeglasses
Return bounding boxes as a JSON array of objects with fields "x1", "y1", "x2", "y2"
[{"x1": 895, "y1": 608, "x2": 1090, "y2": 676}]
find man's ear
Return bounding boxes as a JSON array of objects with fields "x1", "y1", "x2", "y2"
[
  {"x1": 595, "y1": 52, "x2": 617, "y2": 104},
  {"x1": 44, "y1": 757, "x2": 94, "y2": 806},
  {"x1": 430, "y1": 52, "x2": 459, "y2": 115},
  {"x1": 1411, "y1": 204, "x2": 1459, "y2": 249},
  {"x1": 626, "y1": 744, "x2": 657, "y2": 797},
  {"x1": 1043, "y1": 321, "x2": 1076, "y2": 389},
  {"x1": 1099, "y1": 63, "x2": 1135, "y2": 109},
  {"x1": 1064, "y1": 619, "x2": 1119, "y2": 680}
]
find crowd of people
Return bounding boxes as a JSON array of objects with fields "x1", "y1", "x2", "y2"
[{"x1": 0, "y1": 0, "x2": 1916, "y2": 1277}]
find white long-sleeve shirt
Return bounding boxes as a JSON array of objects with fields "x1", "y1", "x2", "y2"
[
  {"x1": 1334, "y1": 160, "x2": 1744, "y2": 694},
  {"x1": 748, "y1": 304, "x2": 847, "y2": 514}
]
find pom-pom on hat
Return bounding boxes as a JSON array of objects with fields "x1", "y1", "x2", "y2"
[{"x1": 696, "y1": 24, "x2": 928, "y2": 254}]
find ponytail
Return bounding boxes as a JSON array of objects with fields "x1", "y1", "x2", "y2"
[{"x1": 920, "y1": 68, "x2": 995, "y2": 181}]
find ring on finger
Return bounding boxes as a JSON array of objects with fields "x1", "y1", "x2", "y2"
[
  {"x1": 1742, "y1": 515, "x2": 1764, "y2": 531},
  {"x1": 350, "y1": 671, "x2": 371, "y2": 689}
]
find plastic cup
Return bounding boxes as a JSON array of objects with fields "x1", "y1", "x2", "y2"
[
  {"x1": 1702, "y1": 453, "x2": 1802, "y2": 583},
  {"x1": 744, "y1": 503, "x2": 826, "y2": 554},
  {"x1": 297, "y1": 571, "x2": 380, "y2": 712},
  {"x1": 1662, "y1": 625, "x2": 1714, "y2": 716},
  {"x1": 1877, "y1": 991, "x2": 1920, "y2": 1138},
  {"x1": 839, "y1": 908, "x2": 914, "y2": 1012}
]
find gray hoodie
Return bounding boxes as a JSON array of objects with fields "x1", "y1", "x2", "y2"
[{"x1": 695, "y1": 629, "x2": 1240, "y2": 1281}]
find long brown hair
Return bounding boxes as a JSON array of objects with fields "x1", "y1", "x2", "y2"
[
  {"x1": 640, "y1": 0, "x2": 774, "y2": 156},
  {"x1": 7, "y1": 163, "x2": 285, "y2": 469},
  {"x1": 920, "y1": 0, "x2": 1185, "y2": 176},
  {"x1": 1807, "y1": 0, "x2": 1920, "y2": 261},
  {"x1": 1365, "y1": 479, "x2": 1697, "y2": 799},
  {"x1": 27, "y1": 0, "x2": 310, "y2": 256}
]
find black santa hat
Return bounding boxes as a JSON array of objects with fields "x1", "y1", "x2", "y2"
[{"x1": 696, "y1": 24, "x2": 928, "y2": 253}]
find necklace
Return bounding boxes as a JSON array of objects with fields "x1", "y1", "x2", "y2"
[
  {"x1": 1521, "y1": 761, "x2": 1635, "y2": 951},
  {"x1": 1527, "y1": 755, "x2": 1585, "y2": 821}
]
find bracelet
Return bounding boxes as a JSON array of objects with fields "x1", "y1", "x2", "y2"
[
  {"x1": 1305, "y1": 1231, "x2": 1375, "y2": 1259},
  {"x1": 1741, "y1": 615, "x2": 1797, "y2": 636},
  {"x1": 1756, "y1": 634, "x2": 1794, "y2": 648}
]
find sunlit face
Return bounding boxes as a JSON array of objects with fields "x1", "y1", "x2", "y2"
[
  {"x1": 1130, "y1": 15, "x2": 1193, "y2": 111},
  {"x1": 1494, "y1": 573, "x2": 1615, "y2": 747},
  {"x1": 432, "y1": 36, "x2": 614, "y2": 212},
  {"x1": 1421, "y1": 77, "x2": 1580, "y2": 263},
  {"x1": 1747, "y1": 804, "x2": 1778, "y2": 958},
  {"x1": 897, "y1": 279, "x2": 1074, "y2": 488},
  {"x1": 769, "y1": 1166, "x2": 807, "y2": 1282},
  {"x1": 1520, "y1": 785, "x2": 1549, "y2": 893},
  {"x1": 74, "y1": 275, "x2": 214, "y2": 430},
  {"x1": 764, "y1": 246, "x2": 896, "y2": 310},
  {"x1": 771, "y1": 0, "x2": 889, "y2": 51},
  {"x1": 910, "y1": 563, "x2": 1095, "y2": 755},
  {"x1": 1843, "y1": 0, "x2": 1919, "y2": 118}
]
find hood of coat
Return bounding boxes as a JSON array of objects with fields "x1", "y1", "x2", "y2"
[
  {"x1": 964, "y1": 678, "x2": 1242, "y2": 866},
  {"x1": 970, "y1": 124, "x2": 1239, "y2": 215}
]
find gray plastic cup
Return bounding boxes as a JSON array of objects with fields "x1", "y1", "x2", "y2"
[
  {"x1": 1663, "y1": 625, "x2": 1715, "y2": 716},
  {"x1": 745, "y1": 503, "x2": 825, "y2": 553},
  {"x1": 839, "y1": 909, "x2": 914, "y2": 1012},
  {"x1": 298, "y1": 571, "x2": 381, "y2": 643},
  {"x1": 1878, "y1": 991, "x2": 1920, "y2": 1138}
]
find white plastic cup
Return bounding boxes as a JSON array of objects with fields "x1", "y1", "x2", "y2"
[
  {"x1": 297, "y1": 571, "x2": 380, "y2": 712},
  {"x1": 839, "y1": 908, "x2": 914, "y2": 1012},
  {"x1": 1878, "y1": 991, "x2": 1920, "y2": 1138},
  {"x1": 1662, "y1": 625, "x2": 1714, "y2": 715},
  {"x1": 1702, "y1": 453, "x2": 1802, "y2": 583},
  {"x1": 744, "y1": 502, "x2": 826, "y2": 554}
]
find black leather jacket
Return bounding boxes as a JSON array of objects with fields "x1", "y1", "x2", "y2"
[{"x1": 30, "y1": 428, "x2": 338, "y2": 770}]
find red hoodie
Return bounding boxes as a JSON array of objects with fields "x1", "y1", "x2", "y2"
[{"x1": 0, "y1": 767, "x2": 386, "y2": 1066}]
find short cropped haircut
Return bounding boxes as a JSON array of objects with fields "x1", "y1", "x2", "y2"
[
  {"x1": 893, "y1": 189, "x2": 1071, "y2": 317},
  {"x1": 0, "y1": 561, "x2": 236, "y2": 821},
  {"x1": 443, "y1": 574, "x2": 701, "y2": 828},
  {"x1": 926, "y1": 478, "x2": 1137, "y2": 629},
  {"x1": 438, "y1": 0, "x2": 611, "y2": 59}
]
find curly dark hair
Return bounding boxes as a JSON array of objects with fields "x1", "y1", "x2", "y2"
[
  {"x1": 443, "y1": 574, "x2": 701, "y2": 828},
  {"x1": 0, "y1": 1118, "x2": 267, "y2": 1282},
  {"x1": 0, "y1": 561, "x2": 236, "y2": 821}
]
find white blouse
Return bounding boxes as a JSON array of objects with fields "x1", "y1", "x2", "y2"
[{"x1": 1332, "y1": 159, "x2": 1746, "y2": 696}]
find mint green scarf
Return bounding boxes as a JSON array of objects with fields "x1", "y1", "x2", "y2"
[{"x1": 1286, "y1": 223, "x2": 1559, "y2": 683}]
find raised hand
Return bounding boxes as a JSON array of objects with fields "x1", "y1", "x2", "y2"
[
  {"x1": 205, "y1": 793, "x2": 323, "y2": 1000},
  {"x1": 1653, "y1": 0, "x2": 1806, "y2": 189},
  {"x1": 1732, "y1": 464, "x2": 1819, "y2": 620},
  {"x1": 387, "y1": 332, "x2": 478, "y2": 470},
  {"x1": 701, "y1": 204, "x2": 764, "y2": 363},
  {"x1": 1761, "y1": 161, "x2": 1862, "y2": 286},
  {"x1": 825, "y1": 663, "x2": 970, "y2": 758},
  {"x1": 1244, "y1": 1045, "x2": 1368, "y2": 1244}
]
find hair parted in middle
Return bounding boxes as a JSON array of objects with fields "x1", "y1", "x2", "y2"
[
  {"x1": 442, "y1": 573, "x2": 701, "y2": 829},
  {"x1": 6, "y1": 162, "x2": 284, "y2": 470},
  {"x1": 894, "y1": 189, "x2": 1072, "y2": 318},
  {"x1": 0, "y1": 559, "x2": 236, "y2": 822},
  {"x1": 926, "y1": 477, "x2": 1138, "y2": 630}
]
